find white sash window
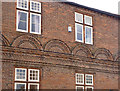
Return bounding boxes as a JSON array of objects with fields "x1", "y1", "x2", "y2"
[{"x1": 75, "y1": 12, "x2": 93, "y2": 45}]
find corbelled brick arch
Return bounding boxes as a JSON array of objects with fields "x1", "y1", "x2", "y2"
[
  {"x1": 115, "y1": 56, "x2": 120, "y2": 61},
  {"x1": 11, "y1": 34, "x2": 43, "y2": 50},
  {"x1": 43, "y1": 39, "x2": 71, "y2": 54},
  {"x1": 72, "y1": 44, "x2": 92, "y2": 57},
  {"x1": 0, "y1": 34, "x2": 10, "y2": 46},
  {"x1": 114, "y1": 52, "x2": 120, "y2": 61},
  {"x1": 94, "y1": 48, "x2": 113, "y2": 61}
]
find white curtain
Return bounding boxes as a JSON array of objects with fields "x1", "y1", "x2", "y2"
[
  {"x1": 86, "y1": 27, "x2": 91, "y2": 43},
  {"x1": 18, "y1": 11, "x2": 21, "y2": 26},
  {"x1": 35, "y1": 15, "x2": 39, "y2": 33},
  {"x1": 33, "y1": 15, "x2": 39, "y2": 33}
]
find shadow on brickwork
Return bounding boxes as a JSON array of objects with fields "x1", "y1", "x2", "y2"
[{"x1": 118, "y1": 1, "x2": 120, "y2": 90}]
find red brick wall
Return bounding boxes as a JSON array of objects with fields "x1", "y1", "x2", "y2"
[
  {"x1": 94, "y1": 72, "x2": 118, "y2": 89},
  {"x1": 2, "y1": 2, "x2": 118, "y2": 55},
  {"x1": 2, "y1": 60, "x2": 118, "y2": 89},
  {"x1": 1, "y1": 1, "x2": 119, "y2": 90}
]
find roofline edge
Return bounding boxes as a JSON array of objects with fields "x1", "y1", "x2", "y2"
[{"x1": 62, "y1": 1, "x2": 119, "y2": 18}]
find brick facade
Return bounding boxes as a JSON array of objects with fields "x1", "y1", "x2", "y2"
[{"x1": 1, "y1": 0, "x2": 119, "y2": 90}]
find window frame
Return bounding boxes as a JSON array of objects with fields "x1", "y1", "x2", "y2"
[
  {"x1": 16, "y1": 0, "x2": 42, "y2": 35},
  {"x1": 28, "y1": 83, "x2": 39, "y2": 91},
  {"x1": 76, "y1": 86, "x2": 84, "y2": 91},
  {"x1": 14, "y1": 82, "x2": 26, "y2": 91},
  {"x1": 85, "y1": 74, "x2": 93, "y2": 85},
  {"x1": 76, "y1": 73, "x2": 84, "y2": 85},
  {"x1": 75, "y1": 23, "x2": 84, "y2": 43},
  {"x1": 30, "y1": 1, "x2": 41, "y2": 13},
  {"x1": 75, "y1": 12, "x2": 93, "y2": 45},
  {"x1": 30, "y1": 13, "x2": 41, "y2": 34},
  {"x1": 85, "y1": 86, "x2": 94, "y2": 91},
  {"x1": 85, "y1": 26, "x2": 93, "y2": 45},
  {"x1": 75, "y1": 73, "x2": 94, "y2": 91},
  {"x1": 84, "y1": 15, "x2": 92, "y2": 26},
  {"x1": 15, "y1": 68, "x2": 27, "y2": 81},
  {"x1": 28, "y1": 69, "x2": 40, "y2": 82},
  {"x1": 16, "y1": 10, "x2": 28, "y2": 33},
  {"x1": 17, "y1": 0, "x2": 29, "y2": 10},
  {"x1": 75, "y1": 12, "x2": 83, "y2": 23},
  {"x1": 14, "y1": 68, "x2": 40, "y2": 91}
]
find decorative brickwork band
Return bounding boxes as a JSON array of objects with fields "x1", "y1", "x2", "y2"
[
  {"x1": 44, "y1": 39, "x2": 71, "y2": 54},
  {"x1": 11, "y1": 34, "x2": 43, "y2": 50},
  {"x1": 0, "y1": 34, "x2": 10, "y2": 46},
  {"x1": 94, "y1": 48, "x2": 113, "y2": 61},
  {"x1": 72, "y1": 44, "x2": 92, "y2": 58}
]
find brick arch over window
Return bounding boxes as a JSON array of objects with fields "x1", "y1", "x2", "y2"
[
  {"x1": 94, "y1": 48, "x2": 113, "y2": 61},
  {"x1": 114, "y1": 52, "x2": 120, "y2": 61},
  {"x1": 11, "y1": 34, "x2": 42, "y2": 50},
  {"x1": 0, "y1": 34, "x2": 10, "y2": 46},
  {"x1": 115, "y1": 56, "x2": 120, "y2": 61},
  {"x1": 72, "y1": 44, "x2": 92, "y2": 57},
  {"x1": 44, "y1": 39, "x2": 71, "y2": 54}
]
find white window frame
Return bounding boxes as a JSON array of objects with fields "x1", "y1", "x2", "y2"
[
  {"x1": 30, "y1": 13, "x2": 41, "y2": 34},
  {"x1": 15, "y1": 68, "x2": 27, "y2": 81},
  {"x1": 76, "y1": 73, "x2": 84, "y2": 85},
  {"x1": 17, "y1": 0, "x2": 29, "y2": 10},
  {"x1": 75, "y1": 12, "x2": 83, "y2": 23},
  {"x1": 30, "y1": 1, "x2": 41, "y2": 13},
  {"x1": 85, "y1": 26, "x2": 93, "y2": 45},
  {"x1": 16, "y1": 10, "x2": 28, "y2": 33},
  {"x1": 76, "y1": 86, "x2": 84, "y2": 91},
  {"x1": 28, "y1": 83, "x2": 39, "y2": 91},
  {"x1": 28, "y1": 69, "x2": 39, "y2": 82},
  {"x1": 85, "y1": 86, "x2": 94, "y2": 91},
  {"x1": 84, "y1": 15, "x2": 92, "y2": 26},
  {"x1": 15, "y1": 83, "x2": 26, "y2": 91},
  {"x1": 75, "y1": 23, "x2": 84, "y2": 43},
  {"x1": 85, "y1": 74, "x2": 93, "y2": 85}
]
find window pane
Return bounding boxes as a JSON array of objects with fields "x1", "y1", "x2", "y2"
[
  {"x1": 77, "y1": 24, "x2": 82, "y2": 41},
  {"x1": 75, "y1": 12, "x2": 83, "y2": 23},
  {"x1": 28, "y1": 69, "x2": 39, "y2": 82},
  {"x1": 15, "y1": 83, "x2": 26, "y2": 91},
  {"x1": 75, "y1": 23, "x2": 83, "y2": 42},
  {"x1": 85, "y1": 15, "x2": 92, "y2": 26},
  {"x1": 30, "y1": 13, "x2": 41, "y2": 34},
  {"x1": 28, "y1": 84, "x2": 39, "y2": 91},
  {"x1": 17, "y1": 11, "x2": 28, "y2": 32},
  {"x1": 76, "y1": 86, "x2": 84, "y2": 91},
  {"x1": 30, "y1": 1, "x2": 41, "y2": 13},
  {"x1": 20, "y1": 12, "x2": 27, "y2": 20},
  {"x1": 18, "y1": 22, "x2": 26, "y2": 30},
  {"x1": 15, "y1": 68, "x2": 26, "y2": 81},
  {"x1": 85, "y1": 26, "x2": 92, "y2": 44},
  {"x1": 32, "y1": 24, "x2": 35, "y2": 32},
  {"x1": 77, "y1": 33, "x2": 82, "y2": 41},
  {"x1": 85, "y1": 87, "x2": 93, "y2": 91},
  {"x1": 85, "y1": 74, "x2": 93, "y2": 85},
  {"x1": 87, "y1": 88, "x2": 92, "y2": 91},
  {"x1": 76, "y1": 73, "x2": 84, "y2": 84},
  {"x1": 17, "y1": 0, "x2": 28, "y2": 10}
]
